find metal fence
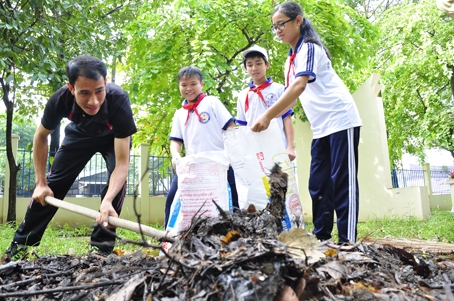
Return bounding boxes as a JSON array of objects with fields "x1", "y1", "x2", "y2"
[
  {"x1": 1, "y1": 149, "x2": 452, "y2": 196},
  {"x1": 392, "y1": 168, "x2": 451, "y2": 195},
  {"x1": 8, "y1": 150, "x2": 175, "y2": 197}
]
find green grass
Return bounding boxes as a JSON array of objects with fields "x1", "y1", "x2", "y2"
[
  {"x1": 304, "y1": 209, "x2": 454, "y2": 243},
  {"x1": 1, "y1": 210, "x2": 454, "y2": 258},
  {"x1": 357, "y1": 209, "x2": 454, "y2": 243},
  {"x1": 0, "y1": 221, "x2": 164, "y2": 258}
]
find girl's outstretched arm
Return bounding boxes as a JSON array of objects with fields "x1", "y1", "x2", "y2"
[{"x1": 251, "y1": 75, "x2": 308, "y2": 132}]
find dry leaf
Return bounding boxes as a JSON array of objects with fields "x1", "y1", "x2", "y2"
[
  {"x1": 221, "y1": 230, "x2": 241, "y2": 244},
  {"x1": 112, "y1": 249, "x2": 125, "y2": 256},
  {"x1": 279, "y1": 228, "x2": 325, "y2": 264}
]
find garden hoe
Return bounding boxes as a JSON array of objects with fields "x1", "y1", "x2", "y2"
[{"x1": 44, "y1": 196, "x2": 173, "y2": 242}]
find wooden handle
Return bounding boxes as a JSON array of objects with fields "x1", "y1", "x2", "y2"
[{"x1": 45, "y1": 196, "x2": 172, "y2": 242}]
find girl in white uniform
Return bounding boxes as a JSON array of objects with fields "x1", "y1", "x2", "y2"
[{"x1": 251, "y1": 1, "x2": 362, "y2": 243}]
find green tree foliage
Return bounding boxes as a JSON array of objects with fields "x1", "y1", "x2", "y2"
[
  {"x1": 344, "y1": 0, "x2": 404, "y2": 20},
  {"x1": 124, "y1": 0, "x2": 378, "y2": 155},
  {"x1": 0, "y1": 117, "x2": 36, "y2": 150},
  {"x1": 375, "y1": 0, "x2": 454, "y2": 165},
  {"x1": 0, "y1": 0, "x2": 139, "y2": 222}
]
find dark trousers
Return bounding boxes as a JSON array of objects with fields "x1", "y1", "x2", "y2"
[
  {"x1": 309, "y1": 127, "x2": 360, "y2": 243},
  {"x1": 164, "y1": 166, "x2": 238, "y2": 229},
  {"x1": 13, "y1": 123, "x2": 127, "y2": 252}
]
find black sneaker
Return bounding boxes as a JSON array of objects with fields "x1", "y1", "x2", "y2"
[
  {"x1": 88, "y1": 246, "x2": 112, "y2": 257},
  {"x1": 4, "y1": 242, "x2": 28, "y2": 261}
]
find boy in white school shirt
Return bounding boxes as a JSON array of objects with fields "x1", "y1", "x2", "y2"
[
  {"x1": 236, "y1": 45, "x2": 296, "y2": 161},
  {"x1": 164, "y1": 66, "x2": 239, "y2": 228}
]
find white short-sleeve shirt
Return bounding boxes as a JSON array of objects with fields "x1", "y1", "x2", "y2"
[
  {"x1": 170, "y1": 95, "x2": 235, "y2": 155},
  {"x1": 236, "y1": 80, "x2": 292, "y2": 147},
  {"x1": 285, "y1": 38, "x2": 362, "y2": 139}
]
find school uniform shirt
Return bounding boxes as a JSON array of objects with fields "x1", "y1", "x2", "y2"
[
  {"x1": 285, "y1": 37, "x2": 362, "y2": 139},
  {"x1": 170, "y1": 95, "x2": 235, "y2": 156},
  {"x1": 236, "y1": 79, "x2": 293, "y2": 147},
  {"x1": 41, "y1": 83, "x2": 137, "y2": 139}
]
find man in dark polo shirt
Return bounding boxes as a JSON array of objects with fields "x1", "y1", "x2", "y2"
[{"x1": 4, "y1": 55, "x2": 137, "y2": 260}]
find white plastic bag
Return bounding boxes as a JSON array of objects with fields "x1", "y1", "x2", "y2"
[
  {"x1": 163, "y1": 151, "x2": 233, "y2": 253},
  {"x1": 223, "y1": 120, "x2": 304, "y2": 230}
]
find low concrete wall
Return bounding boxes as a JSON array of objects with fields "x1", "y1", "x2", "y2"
[
  {"x1": 361, "y1": 186, "x2": 431, "y2": 220},
  {"x1": 1, "y1": 196, "x2": 166, "y2": 227},
  {"x1": 430, "y1": 194, "x2": 452, "y2": 210}
]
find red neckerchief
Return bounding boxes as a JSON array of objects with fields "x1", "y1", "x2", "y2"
[
  {"x1": 245, "y1": 79, "x2": 273, "y2": 112},
  {"x1": 182, "y1": 93, "x2": 206, "y2": 125},
  {"x1": 286, "y1": 52, "x2": 297, "y2": 88}
]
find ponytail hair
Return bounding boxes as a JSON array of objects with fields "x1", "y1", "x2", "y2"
[{"x1": 273, "y1": 2, "x2": 331, "y2": 60}]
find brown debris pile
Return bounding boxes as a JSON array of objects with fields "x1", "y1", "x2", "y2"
[
  {"x1": 2, "y1": 165, "x2": 454, "y2": 300},
  {"x1": 2, "y1": 210, "x2": 454, "y2": 300}
]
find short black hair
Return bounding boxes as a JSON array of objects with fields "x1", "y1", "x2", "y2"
[
  {"x1": 177, "y1": 66, "x2": 203, "y2": 82},
  {"x1": 66, "y1": 55, "x2": 107, "y2": 87},
  {"x1": 243, "y1": 51, "x2": 268, "y2": 68}
]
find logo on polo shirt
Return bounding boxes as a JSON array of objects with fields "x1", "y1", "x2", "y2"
[
  {"x1": 198, "y1": 112, "x2": 210, "y2": 124},
  {"x1": 265, "y1": 93, "x2": 278, "y2": 108}
]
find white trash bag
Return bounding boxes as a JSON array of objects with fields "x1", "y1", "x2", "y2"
[
  {"x1": 163, "y1": 151, "x2": 233, "y2": 253},
  {"x1": 223, "y1": 119, "x2": 305, "y2": 230}
]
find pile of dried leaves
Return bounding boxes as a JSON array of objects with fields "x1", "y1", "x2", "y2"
[
  {"x1": 2, "y1": 209, "x2": 454, "y2": 300},
  {"x1": 2, "y1": 164, "x2": 454, "y2": 300}
]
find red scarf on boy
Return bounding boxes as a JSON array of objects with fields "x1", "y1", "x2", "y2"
[
  {"x1": 245, "y1": 79, "x2": 273, "y2": 112},
  {"x1": 182, "y1": 93, "x2": 206, "y2": 125}
]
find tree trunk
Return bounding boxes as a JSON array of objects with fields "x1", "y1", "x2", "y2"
[
  {"x1": 111, "y1": 57, "x2": 116, "y2": 84},
  {"x1": 1, "y1": 78, "x2": 21, "y2": 224},
  {"x1": 451, "y1": 65, "x2": 454, "y2": 101}
]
